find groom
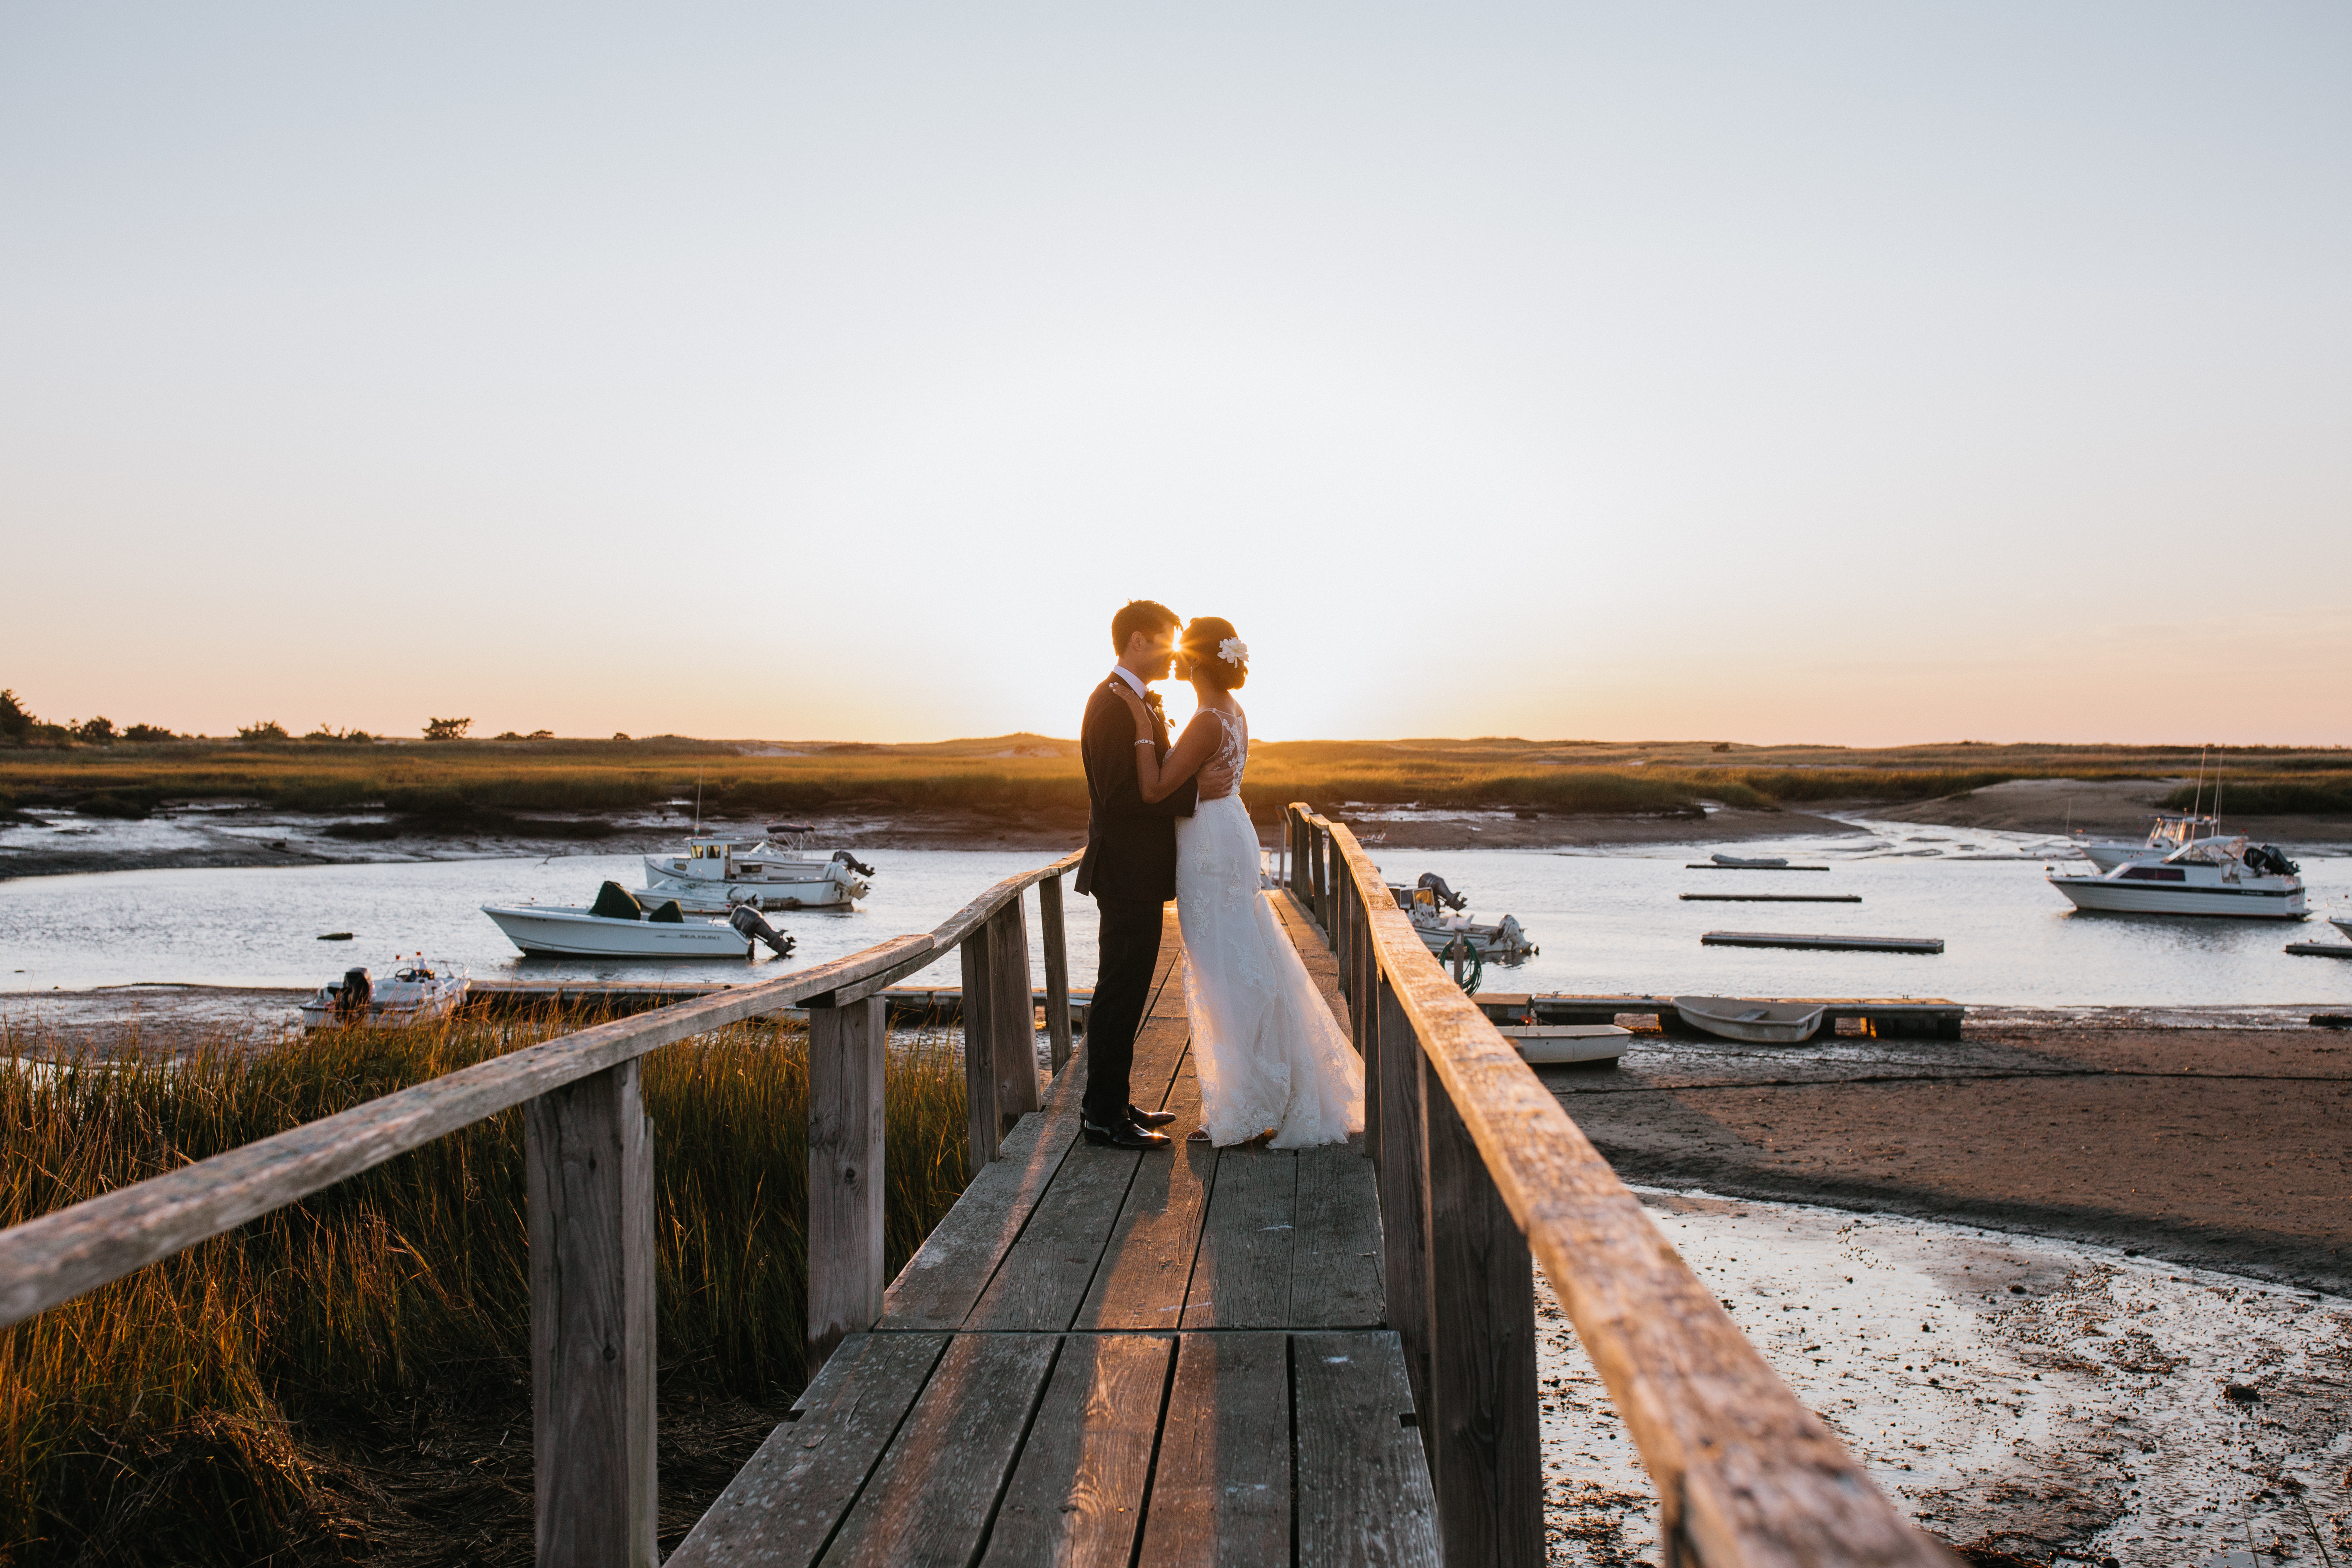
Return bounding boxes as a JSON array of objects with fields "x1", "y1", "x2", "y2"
[{"x1": 1074, "y1": 599, "x2": 1227, "y2": 1149}]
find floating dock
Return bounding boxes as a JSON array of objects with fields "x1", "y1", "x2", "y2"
[
  {"x1": 1684, "y1": 863, "x2": 1830, "y2": 871},
  {"x1": 1701, "y1": 930, "x2": 1943, "y2": 954},
  {"x1": 1679, "y1": 893, "x2": 1860, "y2": 903},
  {"x1": 1474, "y1": 991, "x2": 1965, "y2": 1039},
  {"x1": 2285, "y1": 943, "x2": 2352, "y2": 960}
]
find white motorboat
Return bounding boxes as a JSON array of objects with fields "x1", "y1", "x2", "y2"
[
  {"x1": 642, "y1": 824, "x2": 874, "y2": 911},
  {"x1": 1673, "y1": 996, "x2": 1827, "y2": 1045},
  {"x1": 482, "y1": 883, "x2": 797, "y2": 959},
  {"x1": 2071, "y1": 813, "x2": 2219, "y2": 873},
  {"x1": 298, "y1": 956, "x2": 468, "y2": 1028},
  {"x1": 1496, "y1": 1024, "x2": 1630, "y2": 1064},
  {"x1": 2048, "y1": 837, "x2": 2306, "y2": 918},
  {"x1": 1388, "y1": 874, "x2": 1539, "y2": 963}
]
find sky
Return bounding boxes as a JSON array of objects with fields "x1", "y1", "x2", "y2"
[{"x1": 2, "y1": 3, "x2": 2346, "y2": 748}]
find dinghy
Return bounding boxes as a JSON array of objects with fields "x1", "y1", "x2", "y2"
[
  {"x1": 1673, "y1": 996, "x2": 1828, "y2": 1044},
  {"x1": 1710, "y1": 853, "x2": 1791, "y2": 869},
  {"x1": 298, "y1": 957, "x2": 468, "y2": 1029},
  {"x1": 1496, "y1": 1024, "x2": 1630, "y2": 1064}
]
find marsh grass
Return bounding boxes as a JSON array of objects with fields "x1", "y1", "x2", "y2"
[
  {"x1": 0, "y1": 1012, "x2": 971, "y2": 1565},
  {"x1": 2157, "y1": 773, "x2": 2352, "y2": 816},
  {"x1": 5, "y1": 734, "x2": 2347, "y2": 826}
]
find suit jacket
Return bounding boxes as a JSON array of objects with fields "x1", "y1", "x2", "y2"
[{"x1": 1075, "y1": 674, "x2": 1198, "y2": 901}]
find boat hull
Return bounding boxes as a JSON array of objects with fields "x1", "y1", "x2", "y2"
[
  {"x1": 1673, "y1": 995, "x2": 1828, "y2": 1044},
  {"x1": 642, "y1": 861, "x2": 861, "y2": 910},
  {"x1": 2330, "y1": 917, "x2": 2351, "y2": 941},
  {"x1": 482, "y1": 904, "x2": 756, "y2": 958},
  {"x1": 1496, "y1": 1024, "x2": 1629, "y2": 1063},
  {"x1": 2047, "y1": 879, "x2": 2306, "y2": 918}
]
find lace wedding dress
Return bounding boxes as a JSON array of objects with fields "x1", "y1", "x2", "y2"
[{"x1": 1175, "y1": 707, "x2": 1365, "y2": 1148}]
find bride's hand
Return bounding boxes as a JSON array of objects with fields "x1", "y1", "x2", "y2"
[{"x1": 1111, "y1": 683, "x2": 1153, "y2": 737}]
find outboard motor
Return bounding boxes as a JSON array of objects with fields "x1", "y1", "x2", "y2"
[
  {"x1": 832, "y1": 850, "x2": 877, "y2": 879},
  {"x1": 334, "y1": 967, "x2": 372, "y2": 1019},
  {"x1": 728, "y1": 903, "x2": 795, "y2": 958},
  {"x1": 2248, "y1": 844, "x2": 2301, "y2": 877},
  {"x1": 1416, "y1": 872, "x2": 1469, "y2": 912}
]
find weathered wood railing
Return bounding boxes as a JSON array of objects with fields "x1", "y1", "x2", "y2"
[
  {"x1": 0, "y1": 848, "x2": 1081, "y2": 1568},
  {"x1": 1283, "y1": 804, "x2": 1950, "y2": 1568}
]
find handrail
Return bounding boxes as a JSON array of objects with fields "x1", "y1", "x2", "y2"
[{"x1": 1302, "y1": 805, "x2": 1949, "y2": 1568}]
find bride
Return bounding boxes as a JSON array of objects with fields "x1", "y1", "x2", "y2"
[{"x1": 1110, "y1": 617, "x2": 1365, "y2": 1148}]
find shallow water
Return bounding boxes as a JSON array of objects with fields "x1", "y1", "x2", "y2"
[
  {"x1": 0, "y1": 850, "x2": 1101, "y2": 995},
  {"x1": 3, "y1": 817, "x2": 2349, "y2": 1007},
  {"x1": 1542, "y1": 1190, "x2": 2351, "y2": 1566},
  {"x1": 1363, "y1": 818, "x2": 2352, "y2": 1007}
]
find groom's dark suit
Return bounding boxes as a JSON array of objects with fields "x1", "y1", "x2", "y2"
[{"x1": 1076, "y1": 672, "x2": 1197, "y2": 1130}]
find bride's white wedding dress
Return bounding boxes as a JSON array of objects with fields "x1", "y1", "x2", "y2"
[{"x1": 1175, "y1": 706, "x2": 1365, "y2": 1148}]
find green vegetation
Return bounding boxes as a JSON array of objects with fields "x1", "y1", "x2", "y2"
[
  {"x1": 2, "y1": 730, "x2": 2346, "y2": 824},
  {"x1": 0, "y1": 1013, "x2": 972, "y2": 1565},
  {"x1": 2157, "y1": 774, "x2": 2352, "y2": 816}
]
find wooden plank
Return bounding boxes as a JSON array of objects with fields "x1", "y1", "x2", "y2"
[
  {"x1": 527, "y1": 1060, "x2": 656, "y2": 1568},
  {"x1": 878, "y1": 1063, "x2": 1086, "y2": 1331},
  {"x1": 1684, "y1": 862, "x2": 1830, "y2": 871},
  {"x1": 980, "y1": 1333, "x2": 1175, "y2": 1567},
  {"x1": 964, "y1": 1137, "x2": 1142, "y2": 1331},
  {"x1": 1374, "y1": 976, "x2": 1431, "y2": 1419},
  {"x1": 1182, "y1": 1146, "x2": 1297, "y2": 1329},
  {"x1": 1702, "y1": 930, "x2": 1944, "y2": 953},
  {"x1": 1071, "y1": 1057, "x2": 1213, "y2": 1331},
  {"x1": 1039, "y1": 874, "x2": 1073, "y2": 1073},
  {"x1": 1420, "y1": 1068, "x2": 1541, "y2": 1566},
  {"x1": 817, "y1": 939, "x2": 941, "y2": 1006},
  {"x1": 1134, "y1": 1332, "x2": 1290, "y2": 1567},
  {"x1": 0, "y1": 930, "x2": 933, "y2": 1330},
  {"x1": 1292, "y1": 1331, "x2": 1440, "y2": 1568},
  {"x1": 807, "y1": 995, "x2": 888, "y2": 1371},
  {"x1": 666, "y1": 1332, "x2": 948, "y2": 1568},
  {"x1": 817, "y1": 1333, "x2": 1061, "y2": 1568},
  {"x1": 989, "y1": 897, "x2": 1043, "y2": 1120},
  {"x1": 2286, "y1": 941, "x2": 2352, "y2": 958},
  {"x1": 1325, "y1": 821, "x2": 1950, "y2": 1568},
  {"x1": 1289, "y1": 1141, "x2": 1383, "y2": 1329},
  {"x1": 929, "y1": 849, "x2": 1084, "y2": 951},
  {"x1": 959, "y1": 931, "x2": 1001, "y2": 1168}
]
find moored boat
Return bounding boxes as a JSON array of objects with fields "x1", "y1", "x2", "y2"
[
  {"x1": 1496, "y1": 1023, "x2": 1630, "y2": 1064},
  {"x1": 1673, "y1": 996, "x2": 1827, "y2": 1044},
  {"x1": 482, "y1": 882, "x2": 796, "y2": 959},
  {"x1": 2047, "y1": 837, "x2": 2306, "y2": 918},
  {"x1": 642, "y1": 825, "x2": 873, "y2": 911},
  {"x1": 2072, "y1": 813, "x2": 2219, "y2": 873},
  {"x1": 1388, "y1": 874, "x2": 1539, "y2": 963},
  {"x1": 298, "y1": 956, "x2": 468, "y2": 1028}
]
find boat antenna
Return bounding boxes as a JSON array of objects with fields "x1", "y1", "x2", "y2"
[
  {"x1": 2191, "y1": 746, "x2": 2206, "y2": 817},
  {"x1": 695, "y1": 767, "x2": 703, "y2": 835},
  {"x1": 2214, "y1": 747, "x2": 2223, "y2": 827}
]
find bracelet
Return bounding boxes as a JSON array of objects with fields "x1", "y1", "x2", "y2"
[{"x1": 1134, "y1": 739, "x2": 1155, "y2": 747}]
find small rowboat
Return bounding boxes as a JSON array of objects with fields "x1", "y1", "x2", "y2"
[
  {"x1": 1710, "y1": 853, "x2": 1789, "y2": 868},
  {"x1": 1496, "y1": 1024, "x2": 1630, "y2": 1064},
  {"x1": 1673, "y1": 996, "x2": 1827, "y2": 1045}
]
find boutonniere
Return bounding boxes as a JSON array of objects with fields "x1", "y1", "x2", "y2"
[{"x1": 1142, "y1": 690, "x2": 1165, "y2": 714}]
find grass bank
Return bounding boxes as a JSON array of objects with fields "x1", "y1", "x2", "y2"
[
  {"x1": 0, "y1": 1013, "x2": 971, "y2": 1566},
  {"x1": 4, "y1": 734, "x2": 2347, "y2": 827}
]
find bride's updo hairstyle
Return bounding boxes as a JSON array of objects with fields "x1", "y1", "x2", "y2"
[{"x1": 1181, "y1": 617, "x2": 1248, "y2": 690}]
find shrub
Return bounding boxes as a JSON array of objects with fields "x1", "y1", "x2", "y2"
[
  {"x1": 422, "y1": 717, "x2": 472, "y2": 741},
  {"x1": 0, "y1": 690, "x2": 35, "y2": 744},
  {"x1": 237, "y1": 721, "x2": 289, "y2": 743}
]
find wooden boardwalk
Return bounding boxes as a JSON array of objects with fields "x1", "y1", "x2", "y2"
[{"x1": 672, "y1": 901, "x2": 1438, "y2": 1567}]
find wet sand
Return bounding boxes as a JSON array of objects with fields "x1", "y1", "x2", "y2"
[{"x1": 1544, "y1": 1015, "x2": 2352, "y2": 1295}]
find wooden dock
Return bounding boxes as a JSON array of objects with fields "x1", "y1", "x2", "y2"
[
  {"x1": 1679, "y1": 892, "x2": 1861, "y2": 903},
  {"x1": 1477, "y1": 991, "x2": 1967, "y2": 1039},
  {"x1": 1702, "y1": 929, "x2": 1945, "y2": 954},
  {"x1": 1684, "y1": 862, "x2": 1830, "y2": 871},
  {"x1": 671, "y1": 902, "x2": 1429, "y2": 1565},
  {"x1": 2285, "y1": 941, "x2": 2352, "y2": 960},
  {"x1": 464, "y1": 978, "x2": 1093, "y2": 1027}
]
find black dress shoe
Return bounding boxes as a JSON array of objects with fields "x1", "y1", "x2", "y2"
[
  {"x1": 1128, "y1": 1104, "x2": 1177, "y2": 1129},
  {"x1": 1082, "y1": 1117, "x2": 1171, "y2": 1150}
]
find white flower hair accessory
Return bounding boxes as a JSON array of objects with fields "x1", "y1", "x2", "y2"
[{"x1": 1217, "y1": 636, "x2": 1248, "y2": 666}]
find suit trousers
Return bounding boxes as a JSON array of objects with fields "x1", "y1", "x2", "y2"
[{"x1": 1085, "y1": 895, "x2": 1166, "y2": 1127}]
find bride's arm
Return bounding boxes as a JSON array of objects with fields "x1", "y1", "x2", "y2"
[{"x1": 1119, "y1": 699, "x2": 1219, "y2": 804}]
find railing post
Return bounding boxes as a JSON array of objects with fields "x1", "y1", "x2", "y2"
[
  {"x1": 1332, "y1": 862, "x2": 1352, "y2": 1003},
  {"x1": 1357, "y1": 905, "x2": 1381, "y2": 1167},
  {"x1": 959, "y1": 930, "x2": 1001, "y2": 1166},
  {"x1": 1290, "y1": 807, "x2": 1308, "y2": 898},
  {"x1": 1421, "y1": 1066, "x2": 1543, "y2": 1564},
  {"x1": 989, "y1": 896, "x2": 1042, "y2": 1121},
  {"x1": 1039, "y1": 873, "x2": 1072, "y2": 1075},
  {"x1": 1376, "y1": 977, "x2": 1431, "y2": 1420},
  {"x1": 807, "y1": 992, "x2": 887, "y2": 1373},
  {"x1": 527, "y1": 1061, "x2": 656, "y2": 1568}
]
